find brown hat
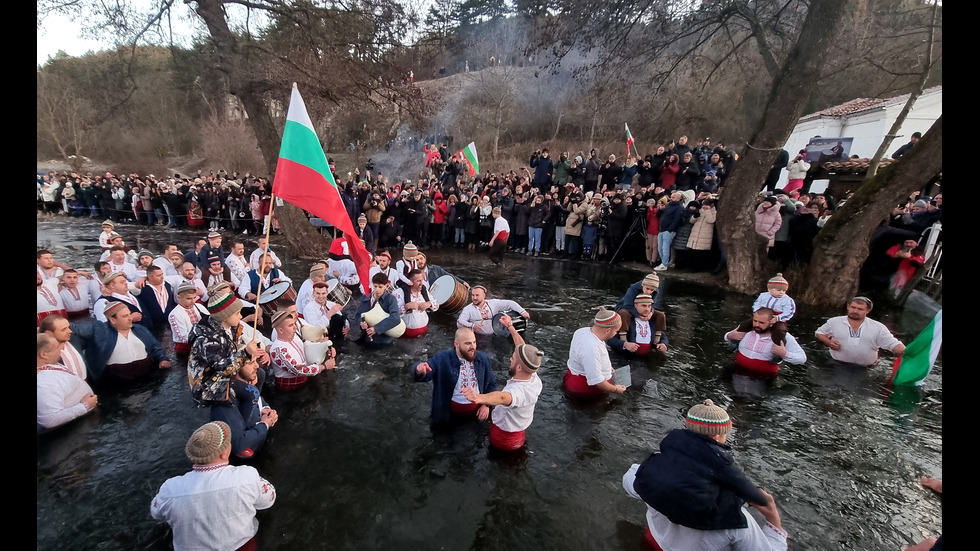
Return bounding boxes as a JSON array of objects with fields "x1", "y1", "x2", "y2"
[
  {"x1": 206, "y1": 287, "x2": 243, "y2": 322},
  {"x1": 185, "y1": 421, "x2": 232, "y2": 464},
  {"x1": 102, "y1": 271, "x2": 126, "y2": 286},
  {"x1": 685, "y1": 399, "x2": 732, "y2": 436},
  {"x1": 516, "y1": 344, "x2": 543, "y2": 371},
  {"x1": 271, "y1": 309, "x2": 294, "y2": 329},
  {"x1": 310, "y1": 264, "x2": 327, "y2": 278}
]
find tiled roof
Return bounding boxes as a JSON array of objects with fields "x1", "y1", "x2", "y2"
[{"x1": 804, "y1": 86, "x2": 942, "y2": 119}]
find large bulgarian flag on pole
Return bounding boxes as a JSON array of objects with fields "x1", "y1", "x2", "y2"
[
  {"x1": 272, "y1": 84, "x2": 372, "y2": 294},
  {"x1": 889, "y1": 309, "x2": 942, "y2": 386},
  {"x1": 458, "y1": 142, "x2": 480, "y2": 176}
]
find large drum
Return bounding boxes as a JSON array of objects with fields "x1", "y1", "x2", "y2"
[
  {"x1": 326, "y1": 278, "x2": 352, "y2": 308},
  {"x1": 361, "y1": 302, "x2": 406, "y2": 338},
  {"x1": 258, "y1": 281, "x2": 297, "y2": 316},
  {"x1": 429, "y1": 275, "x2": 468, "y2": 314},
  {"x1": 492, "y1": 310, "x2": 528, "y2": 337}
]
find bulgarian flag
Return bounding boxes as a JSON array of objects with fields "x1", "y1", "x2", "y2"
[
  {"x1": 625, "y1": 123, "x2": 635, "y2": 154},
  {"x1": 272, "y1": 84, "x2": 372, "y2": 294},
  {"x1": 889, "y1": 309, "x2": 942, "y2": 386},
  {"x1": 458, "y1": 142, "x2": 480, "y2": 176}
]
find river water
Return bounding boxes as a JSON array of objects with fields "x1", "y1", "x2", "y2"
[{"x1": 36, "y1": 218, "x2": 942, "y2": 551}]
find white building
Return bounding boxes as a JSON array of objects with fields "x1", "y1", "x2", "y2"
[{"x1": 777, "y1": 86, "x2": 942, "y2": 190}]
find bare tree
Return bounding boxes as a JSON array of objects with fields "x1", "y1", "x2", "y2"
[{"x1": 36, "y1": 70, "x2": 99, "y2": 172}]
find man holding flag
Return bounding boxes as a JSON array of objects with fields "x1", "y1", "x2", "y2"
[
  {"x1": 625, "y1": 123, "x2": 636, "y2": 157},
  {"x1": 272, "y1": 84, "x2": 372, "y2": 296},
  {"x1": 814, "y1": 297, "x2": 906, "y2": 368}
]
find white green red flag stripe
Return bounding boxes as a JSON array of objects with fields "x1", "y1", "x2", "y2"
[
  {"x1": 272, "y1": 84, "x2": 371, "y2": 294},
  {"x1": 625, "y1": 123, "x2": 634, "y2": 154},
  {"x1": 889, "y1": 309, "x2": 942, "y2": 386},
  {"x1": 458, "y1": 142, "x2": 480, "y2": 176}
]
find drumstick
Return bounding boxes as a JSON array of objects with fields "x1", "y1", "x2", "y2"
[{"x1": 252, "y1": 193, "x2": 278, "y2": 334}]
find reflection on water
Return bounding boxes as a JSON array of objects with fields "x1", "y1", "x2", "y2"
[{"x1": 37, "y1": 220, "x2": 942, "y2": 550}]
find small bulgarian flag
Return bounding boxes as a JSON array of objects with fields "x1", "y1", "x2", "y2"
[
  {"x1": 889, "y1": 309, "x2": 942, "y2": 386},
  {"x1": 272, "y1": 84, "x2": 372, "y2": 294},
  {"x1": 625, "y1": 123, "x2": 635, "y2": 153},
  {"x1": 459, "y1": 142, "x2": 480, "y2": 176}
]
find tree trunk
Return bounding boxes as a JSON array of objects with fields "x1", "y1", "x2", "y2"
[
  {"x1": 799, "y1": 116, "x2": 942, "y2": 306},
  {"x1": 194, "y1": 0, "x2": 333, "y2": 258},
  {"x1": 716, "y1": 0, "x2": 848, "y2": 294}
]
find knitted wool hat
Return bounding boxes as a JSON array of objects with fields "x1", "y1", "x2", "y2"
[
  {"x1": 103, "y1": 301, "x2": 127, "y2": 319},
  {"x1": 768, "y1": 273, "x2": 789, "y2": 288},
  {"x1": 357, "y1": 213, "x2": 367, "y2": 221},
  {"x1": 109, "y1": 232, "x2": 122, "y2": 241},
  {"x1": 101, "y1": 220, "x2": 115, "y2": 228},
  {"x1": 403, "y1": 242, "x2": 419, "y2": 258},
  {"x1": 185, "y1": 421, "x2": 231, "y2": 464},
  {"x1": 516, "y1": 344, "x2": 543, "y2": 371},
  {"x1": 594, "y1": 308, "x2": 621, "y2": 328},
  {"x1": 207, "y1": 230, "x2": 221, "y2": 239},
  {"x1": 176, "y1": 281, "x2": 198, "y2": 295},
  {"x1": 207, "y1": 287, "x2": 242, "y2": 322},
  {"x1": 492, "y1": 206, "x2": 502, "y2": 213},
  {"x1": 634, "y1": 294, "x2": 654, "y2": 305},
  {"x1": 207, "y1": 253, "x2": 221, "y2": 265},
  {"x1": 310, "y1": 265, "x2": 327, "y2": 278},
  {"x1": 686, "y1": 399, "x2": 732, "y2": 436},
  {"x1": 138, "y1": 249, "x2": 154, "y2": 259},
  {"x1": 642, "y1": 273, "x2": 660, "y2": 289}
]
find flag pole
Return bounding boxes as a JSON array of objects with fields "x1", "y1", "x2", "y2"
[{"x1": 251, "y1": 193, "x2": 278, "y2": 334}]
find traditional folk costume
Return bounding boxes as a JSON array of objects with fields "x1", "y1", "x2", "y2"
[
  {"x1": 411, "y1": 348, "x2": 496, "y2": 424},
  {"x1": 394, "y1": 285, "x2": 439, "y2": 338},
  {"x1": 457, "y1": 297, "x2": 526, "y2": 336},
  {"x1": 37, "y1": 279, "x2": 67, "y2": 327},
  {"x1": 37, "y1": 364, "x2": 95, "y2": 432}
]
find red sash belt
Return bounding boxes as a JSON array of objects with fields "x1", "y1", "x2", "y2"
[
  {"x1": 634, "y1": 343, "x2": 652, "y2": 356},
  {"x1": 734, "y1": 350, "x2": 780, "y2": 374},
  {"x1": 563, "y1": 369, "x2": 609, "y2": 397},
  {"x1": 174, "y1": 342, "x2": 192, "y2": 355},
  {"x1": 275, "y1": 375, "x2": 309, "y2": 392},
  {"x1": 402, "y1": 326, "x2": 428, "y2": 338},
  {"x1": 489, "y1": 423, "x2": 526, "y2": 451},
  {"x1": 66, "y1": 309, "x2": 91, "y2": 321},
  {"x1": 450, "y1": 400, "x2": 479, "y2": 416}
]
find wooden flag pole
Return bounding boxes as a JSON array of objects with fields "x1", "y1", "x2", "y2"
[{"x1": 251, "y1": 193, "x2": 278, "y2": 335}]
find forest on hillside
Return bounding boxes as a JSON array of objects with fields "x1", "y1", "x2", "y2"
[{"x1": 38, "y1": 0, "x2": 941, "y2": 177}]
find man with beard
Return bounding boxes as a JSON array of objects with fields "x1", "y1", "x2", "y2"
[
  {"x1": 456, "y1": 285, "x2": 529, "y2": 336},
  {"x1": 815, "y1": 297, "x2": 905, "y2": 367},
  {"x1": 608, "y1": 294, "x2": 670, "y2": 356},
  {"x1": 369, "y1": 251, "x2": 398, "y2": 292},
  {"x1": 225, "y1": 241, "x2": 251, "y2": 286},
  {"x1": 725, "y1": 307, "x2": 806, "y2": 375},
  {"x1": 461, "y1": 315, "x2": 543, "y2": 451},
  {"x1": 411, "y1": 327, "x2": 496, "y2": 425},
  {"x1": 169, "y1": 261, "x2": 208, "y2": 301}
]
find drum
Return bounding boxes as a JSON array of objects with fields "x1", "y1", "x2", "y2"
[
  {"x1": 361, "y1": 302, "x2": 406, "y2": 338},
  {"x1": 326, "y1": 278, "x2": 352, "y2": 307},
  {"x1": 430, "y1": 275, "x2": 468, "y2": 314},
  {"x1": 492, "y1": 311, "x2": 528, "y2": 336},
  {"x1": 258, "y1": 281, "x2": 297, "y2": 316}
]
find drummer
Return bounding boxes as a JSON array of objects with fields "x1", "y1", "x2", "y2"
[
  {"x1": 457, "y1": 286, "x2": 530, "y2": 337},
  {"x1": 237, "y1": 253, "x2": 291, "y2": 303},
  {"x1": 416, "y1": 252, "x2": 470, "y2": 292},
  {"x1": 355, "y1": 273, "x2": 401, "y2": 347},
  {"x1": 369, "y1": 251, "x2": 398, "y2": 293},
  {"x1": 303, "y1": 281, "x2": 349, "y2": 345},
  {"x1": 394, "y1": 269, "x2": 438, "y2": 338},
  {"x1": 296, "y1": 262, "x2": 329, "y2": 314},
  {"x1": 327, "y1": 240, "x2": 360, "y2": 293}
]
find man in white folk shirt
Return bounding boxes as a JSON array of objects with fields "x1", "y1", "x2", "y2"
[
  {"x1": 37, "y1": 269, "x2": 67, "y2": 327},
  {"x1": 724, "y1": 307, "x2": 806, "y2": 375},
  {"x1": 249, "y1": 235, "x2": 282, "y2": 270},
  {"x1": 59, "y1": 269, "x2": 97, "y2": 320},
  {"x1": 369, "y1": 251, "x2": 398, "y2": 293},
  {"x1": 564, "y1": 308, "x2": 628, "y2": 398},
  {"x1": 225, "y1": 241, "x2": 252, "y2": 287},
  {"x1": 93, "y1": 271, "x2": 146, "y2": 326},
  {"x1": 394, "y1": 269, "x2": 438, "y2": 338},
  {"x1": 104, "y1": 245, "x2": 138, "y2": 282},
  {"x1": 462, "y1": 315, "x2": 543, "y2": 451},
  {"x1": 268, "y1": 310, "x2": 337, "y2": 392},
  {"x1": 37, "y1": 333, "x2": 97, "y2": 433},
  {"x1": 150, "y1": 421, "x2": 276, "y2": 551},
  {"x1": 456, "y1": 285, "x2": 529, "y2": 336},
  {"x1": 815, "y1": 296, "x2": 905, "y2": 367},
  {"x1": 152, "y1": 244, "x2": 182, "y2": 277},
  {"x1": 296, "y1": 262, "x2": 328, "y2": 314},
  {"x1": 303, "y1": 281, "x2": 349, "y2": 344},
  {"x1": 168, "y1": 261, "x2": 208, "y2": 302},
  {"x1": 169, "y1": 282, "x2": 211, "y2": 356},
  {"x1": 39, "y1": 314, "x2": 88, "y2": 380},
  {"x1": 238, "y1": 253, "x2": 291, "y2": 302}
]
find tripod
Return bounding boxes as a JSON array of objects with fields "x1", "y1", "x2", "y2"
[{"x1": 609, "y1": 208, "x2": 647, "y2": 265}]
